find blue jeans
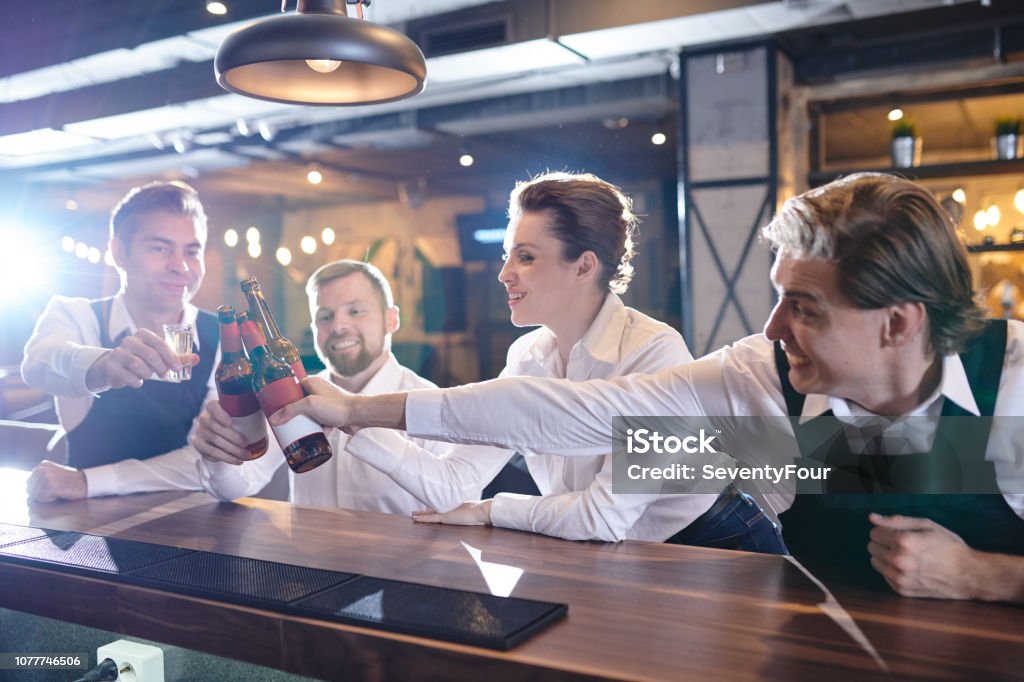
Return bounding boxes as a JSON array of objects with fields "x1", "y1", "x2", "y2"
[{"x1": 666, "y1": 485, "x2": 788, "y2": 555}]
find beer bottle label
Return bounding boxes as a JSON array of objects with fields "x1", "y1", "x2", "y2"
[
  {"x1": 219, "y1": 391, "x2": 261, "y2": 417},
  {"x1": 230, "y1": 410, "x2": 268, "y2": 446},
  {"x1": 270, "y1": 415, "x2": 322, "y2": 451},
  {"x1": 257, "y1": 376, "x2": 321, "y2": 447}
]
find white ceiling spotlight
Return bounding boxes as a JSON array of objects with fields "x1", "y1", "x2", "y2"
[
  {"x1": 257, "y1": 121, "x2": 276, "y2": 142},
  {"x1": 206, "y1": 1, "x2": 228, "y2": 16},
  {"x1": 170, "y1": 131, "x2": 193, "y2": 154},
  {"x1": 458, "y1": 142, "x2": 474, "y2": 167}
]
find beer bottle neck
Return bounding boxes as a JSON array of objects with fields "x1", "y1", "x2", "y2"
[
  {"x1": 245, "y1": 287, "x2": 284, "y2": 341},
  {"x1": 219, "y1": 322, "x2": 245, "y2": 362}
]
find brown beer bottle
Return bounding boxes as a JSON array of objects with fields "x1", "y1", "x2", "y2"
[
  {"x1": 239, "y1": 316, "x2": 331, "y2": 473},
  {"x1": 240, "y1": 277, "x2": 307, "y2": 379},
  {"x1": 215, "y1": 306, "x2": 268, "y2": 460}
]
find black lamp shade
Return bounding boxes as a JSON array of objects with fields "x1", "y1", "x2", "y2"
[{"x1": 215, "y1": 13, "x2": 427, "y2": 106}]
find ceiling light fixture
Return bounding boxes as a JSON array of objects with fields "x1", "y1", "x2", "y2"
[
  {"x1": 457, "y1": 143, "x2": 474, "y2": 167},
  {"x1": 206, "y1": 1, "x2": 228, "y2": 15},
  {"x1": 214, "y1": 0, "x2": 427, "y2": 106},
  {"x1": 257, "y1": 121, "x2": 276, "y2": 142}
]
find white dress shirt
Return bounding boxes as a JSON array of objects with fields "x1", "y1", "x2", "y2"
[
  {"x1": 407, "y1": 321, "x2": 1024, "y2": 522},
  {"x1": 198, "y1": 353, "x2": 507, "y2": 514},
  {"x1": 20, "y1": 294, "x2": 216, "y2": 497},
  {"x1": 491, "y1": 293, "x2": 709, "y2": 542},
  {"x1": 377, "y1": 293, "x2": 706, "y2": 542}
]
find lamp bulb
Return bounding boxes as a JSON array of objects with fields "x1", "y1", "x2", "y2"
[{"x1": 306, "y1": 59, "x2": 342, "y2": 74}]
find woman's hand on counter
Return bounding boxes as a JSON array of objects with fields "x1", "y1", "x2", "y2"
[{"x1": 412, "y1": 499, "x2": 493, "y2": 526}]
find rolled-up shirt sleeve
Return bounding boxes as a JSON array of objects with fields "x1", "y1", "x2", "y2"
[{"x1": 22, "y1": 296, "x2": 110, "y2": 397}]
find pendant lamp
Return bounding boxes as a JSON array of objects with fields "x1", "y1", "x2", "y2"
[{"x1": 215, "y1": 0, "x2": 426, "y2": 106}]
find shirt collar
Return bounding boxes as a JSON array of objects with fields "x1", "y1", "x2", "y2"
[
  {"x1": 577, "y1": 292, "x2": 629, "y2": 365},
  {"x1": 798, "y1": 351, "x2": 979, "y2": 421},
  {"x1": 524, "y1": 292, "x2": 627, "y2": 373},
  {"x1": 108, "y1": 294, "x2": 202, "y2": 349}
]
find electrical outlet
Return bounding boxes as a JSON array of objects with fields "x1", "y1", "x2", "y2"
[{"x1": 96, "y1": 640, "x2": 164, "y2": 682}]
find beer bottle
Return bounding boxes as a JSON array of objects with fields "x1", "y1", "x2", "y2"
[
  {"x1": 240, "y1": 277, "x2": 307, "y2": 379},
  {"x1": 239, "y1": 316, "x2": 332, "y2": 473},
  {"x1": 215, "y1": 306, "x2": 268, "y2": 460}
]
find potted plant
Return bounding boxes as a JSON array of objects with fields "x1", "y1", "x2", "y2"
[
  {"x1": 890, "y1": 120, "x2": 921, "y2": 168},
  {"x1": 994, "y1": 116, "x2": 1022, "y2": 160}
]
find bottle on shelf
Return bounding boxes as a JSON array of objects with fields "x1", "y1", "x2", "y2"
[
  {"x1": 214, "y1": 306, "x2": 268, "y2": 460},
  {"x1": 240, "y1": 276, "x2": 307, "y2": 379},
  {"x1": 239, "y1": 315, "x2": 332, "y2": 473}
]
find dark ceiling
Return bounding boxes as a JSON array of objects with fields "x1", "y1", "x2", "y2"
[{"x1": 2, "y1": 0, "x2": 1024, "y2": 224}]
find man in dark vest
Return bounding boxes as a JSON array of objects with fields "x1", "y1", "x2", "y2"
[
  {"x1": 22, "y1": 181, "x2": 216, "y2": 502},
  {"x1": 270, "y1": 172, "x2": 1024, "y2": 603}
]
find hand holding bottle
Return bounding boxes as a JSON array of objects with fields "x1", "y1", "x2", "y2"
[
  {"x1": 269, "y1": 376, "x2": 408, "y2": 432},
  {"x1": 192, "y1": 400, "x2": 257, "y2": 465},
  {"x1": 241, "y1": 318, "x2": 332, "y2": 473},
  {"x1": 267, "y1": 376, "x2": 354, "y2": 428}
]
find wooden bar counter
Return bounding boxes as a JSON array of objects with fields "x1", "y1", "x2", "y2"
[{"x1": 0, "y1": 488, "x2": 1021, "y2": 681}]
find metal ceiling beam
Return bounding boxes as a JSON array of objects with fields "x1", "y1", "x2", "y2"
[
  {"x1": 0, "y1": 61, "x2": 222, "y2": 136},
  {"x1": 0, "y1": 1, "x2": 267, "y2": 78}
]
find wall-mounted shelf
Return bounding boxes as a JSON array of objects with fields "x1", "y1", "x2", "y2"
[{"x1": 809, "y1": 157, "x2": 1024, "y2": 187}]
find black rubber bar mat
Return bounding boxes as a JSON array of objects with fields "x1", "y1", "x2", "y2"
[
  {"x1": 0, "y1": 528, "x2": 192, "y2": 576},
  {"x1": 0, "y1": 523, "x2": 567, "y2": 649},
  {"x1": 124, "y1": 551, "x2": 358, "y2": 609},
  {"x1": 0, "y1": 523, "x2": 62, "y2": 549},
  {"x1": 291, "y1": 576, "x2": 568, "y2": 650}
]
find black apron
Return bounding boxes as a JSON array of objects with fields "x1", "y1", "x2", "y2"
[
  {"x1": 66, "y1": 298, "x2": 217, "y2": 469},
  {"x1": 775, "y1": 320, "x2": 1024, "y2": 587}
]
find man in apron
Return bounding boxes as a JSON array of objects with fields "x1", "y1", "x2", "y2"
[{"x1": 22, "y1": 181, "x2": 216, "y2": 502}]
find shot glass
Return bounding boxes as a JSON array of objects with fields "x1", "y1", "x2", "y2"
[{"x1": 162, "y1": 322, "x2": 195, "y2": 382}]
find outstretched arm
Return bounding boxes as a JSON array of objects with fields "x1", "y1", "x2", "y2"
[{"x1": 269, "y1": 376, "x2": 408, "y2": 430}]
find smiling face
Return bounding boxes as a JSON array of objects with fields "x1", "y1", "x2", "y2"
[
  {"x1": 763, "y1": 251, "x2": 890, "y2": 403},
  {"x1": 112, "y1": 210, "x2": 205, "y2": 316},
  {"x1": 311, "y1": 272, "x2": 398, "y2": 382},
  {"x1": 498, "y1": 210, "x2": 595, "y2": 329}
]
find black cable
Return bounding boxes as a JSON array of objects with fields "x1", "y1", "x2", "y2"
[{"x1": 72, "y1": 657, "x2": 119, "y2": 682}]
